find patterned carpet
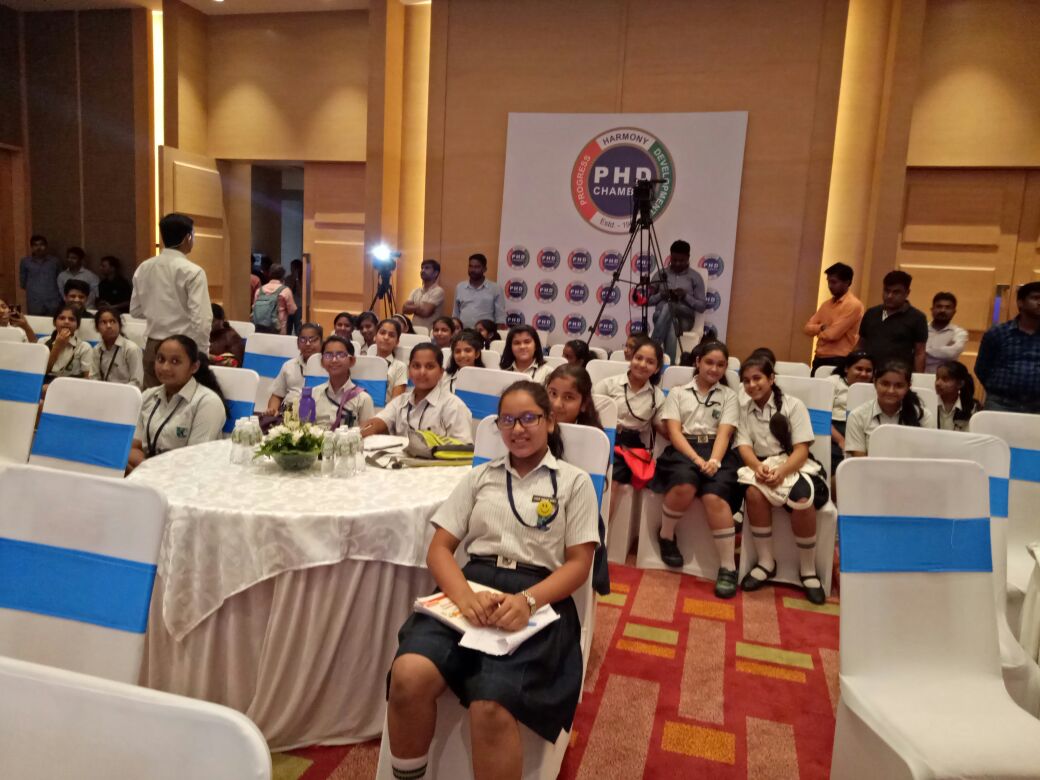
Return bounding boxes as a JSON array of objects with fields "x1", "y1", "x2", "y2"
[{"x1": 273, "y1": 562, "x2": 840, "y2": 780}]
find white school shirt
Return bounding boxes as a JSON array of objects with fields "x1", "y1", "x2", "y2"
[
  {"x1": 734, "y1": 394, "x2": 815, "y2": 457},
  {"x1": 592, "y1": 373, "x2": 664, "y2": 442},
  {"x1": 506, "y1": 361, "x2": 553, "y2": 385},
  {"x1": 406, "y1": 283, "x2": 446, "y2": 330},
  {"x1": 440, "y1": 371, "x2": 460, "y2": 394},
  {"x1": 312, "y1": 379, "x2": 375, "y2": 428},
  {"x1": 89, "y1": 335, "x2": 144, "y2": 388},
  {"x1": 129, "y1": 247, "x2": 212, "y2": 353},
  {"x1": 370, "y1": 354, "x2": 408, "y2": 399},
  {"x1": 844, "y1": 398, "x2": 936, "y2": 455},
  {"x1": 270, "y1": 355, "x2": 307, "y2": 401},
  {"x1": 937, "y1": 398, "x2": 969, "y2": 432},
  {"x1": 375, "y1": 382, "x2": 473, "y2": 442},
  {"x1": 925, "y1": 322, "x2": 968, "y2": 373},
  {"x1": 828, "y1": 373, "x2": 850, "y2": 422},
  {"x1": 1, "y1": 325, "x2": 28, "y2": 342},
  {"x1": 432, "y1": 450, "x2": 599, "y2": 571},
  {"x1": 48, "y1": 334, "x2": 92, "y2": 378},
  {"x1": 660, "y1": 379, "x2": 739, "y2": 437},
  {"x1": 135, "y1": 378, "x2": 226, "y2": 457}
]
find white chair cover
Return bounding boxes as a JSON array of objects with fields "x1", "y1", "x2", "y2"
[
  {"x1": 543, "y1": 355, "x2": 566, "y2": 369},
  {"x1": 660, "y1": 365, "x2": 694, "y2": 394},
  {"x1": 29, "y1": 377, "x2": 141, "y2": 478},
  {"x1": 242, "y1": 333, "x2": 300, "y2": 407},
  {"x1": 304, "y1": 352, "x2": 329, "y2": 389},
  {"x1": 547, "y1": 343, "x2": 566, "y2": 358},
  {"x1": 453, "y1": 366, "x2": 525, "y2": 433},
  {"x1": 399, "y1": 333, "x2": 427, "y2": 350},
  {"x1": 0, "y1": 655, "x2": 271, "y2": 780},
  {"x1": 77, "y1": 318, "x2": 100, "y2": 346},
  {"x1": 351, "y1": 354, "x2": 392, "y2": 408},
  {"x1": 413, "y1": 325, "x2": 429, "y2": 335},
  {"x1": 727, "y1": 356, "x2": 740, "y2": 371},
  {"x1": 211, "y1": 366, "x2": 260, "y2": 433},
  {"x1": 26, "y1": 314, "x2": 53, "y2": 340},
  {"x1": 0, "y1": 328, "x2": 26, "y2": 342},
  {"x1": 847, "y1": 382, "x2": 940, "y2": 423},
  {"x1": 831, "y1": 457, "x2": 1040, "y2": 779},
  {"x1": 814, "y1": 364, "x2": 836, "y2": 378},
  {"x1": 229, "y1": 320, "x2": 256, "y2": 340},
  {"x1": 608, "y1": 349, "x2": 626, "y2": 362},
  {"x1": 870, "y1": 425, "x2": 1040, "y2": 715},
  {"x1": 970, "y1": 411, "x2": 1040, "y2": 640},
  {"x1": 774, "y1": 360, "x2": 810, "y2": 377},
  {"x1": 0, "y1": 464, "x2": 165, "y2": 683},
  {"x1": 121, "y1": 318, "x2": 147, "y2": 349},
  {"x1": 911, "y1": 372, "x2": 935, "y2": 391},
  {"x1": 0, "y1": 342, "x2": 48, "y2": 464},
  {"x1": 585, "y1": 358, "x2": 627, "y2": 386},
  {"x1": 483, "y1": 347, "x2": 503, "y2": 368}
]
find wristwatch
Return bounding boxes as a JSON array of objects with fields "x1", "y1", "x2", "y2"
[{"x1": 520, "y1": 590, "x2": 537, "y2": 615}]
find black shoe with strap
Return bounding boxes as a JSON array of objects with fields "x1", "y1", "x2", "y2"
[
  {"x1": 740, "y1": 562, "x2": 777, "y2": 592},
  {"x1": 659, "y1": 535, "x2": 683, "y2": 568},
  {"x1": 715, "y1": 567, "x2": 738, "y2": 599},
  {"x1": 800, "y1": 573, "x2": 827, "y2": 605}
]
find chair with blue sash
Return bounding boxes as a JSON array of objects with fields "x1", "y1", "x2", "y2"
[
  {"x1": 29, "y1": 377, "x2": 141, "y2": 479},
  {"x1": 0, "y1": 655, "x2": 271, "y2": 780},
  {"x1": 0, "y1": 328, "x2": 26, "y2": 343},
  {"x1": 847, "y1": 382, "x2": 940, "y2": 427},
  {"x1": 0, "y1": 464, "x2": 165, "y2": 684},
  {"x1": 228, "y1": 320, "x2": 256, "y2": 341},
  {"x1": 211, "y1": 366, "x2": 260, "y2": 434},
  {"x1": 351, "y1": 354, "x2": 391, "y2": 409},
  {"x1": 585, "y1": 358, "x2": 627, "y2": 387},
  {"x1": 659, "y1": 365, "x2": 694, "y2": 397},
  {"x1": 871, "y1": 424, "x2": 1040, "y2": 715},
  {"x1": 0, "y1": 342, "x2": 49, "y2": 465},
  {"x1": 77, "y1": 318, "x2": 100, "y2": 347},
  {"x1": 242, "y1": 333, "x2": 300, "y2": 408},
  {"x1": 375, "y1": 418, "x2": 610, "y2": 780},
  {"x1": 971, "y1": 411, "x2": 1040, "y2": 641},
  {"x1": 303, "y1": 352, "x2": 329, "y2": 390},
  {"x1": 453, "y1": 366, "x2": 525, "y2": 437},
  {"x1": 26, "y1": 314, "x2": 53, "y2": 341},
  {"x1": 735, "y1": 375, "x2": 839, "y2": 597},
  {"x1": 831, "y1": 457, "x2": 1040, "y2": 778}
]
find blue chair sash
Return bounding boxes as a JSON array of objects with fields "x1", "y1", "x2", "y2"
[
  {"x1": 0, "y1": 368, "x2": 45, "y2": 404},
  {"x1": 1010, "y1": 448, "x2": 1040, "y2": 484},
  {"x1": 31, "y1": 413, "x2": 135, "y2": 471},
  {"x1": 0, "y1": 536, "x2": 156, "y2": 633},
  {"x1": 243, "y1": 352, "x2": 291, "y2": 379},
  {"x1": 304, "y1": 374, "x2": 325, "y2": 389},
  {"x1": 354, "y1": 378, "x2": 387, "y2": 407},
  {"x1": 222, "y1": 399, "x2": 255, "y2": 433},
  {"x1": 989, "y1": 476, "x2": 1009, "y2": 519},
  {"x1": 839, "y1": 514, "x2": 991, "y2": 573},
  {"x1": 455, "y1": 390, "x2": 500, "y2": 423},
  {"x1": 808, "y1": 408, "x2": 831, "y2": 437}
]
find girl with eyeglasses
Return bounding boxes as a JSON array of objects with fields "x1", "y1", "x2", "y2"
[
  {"x1": 264, "y1": 322, "x2": 323, "y2": 415},
  {"x1": 647, "y1": 340, "x2": 742, "y2": 597},
  {"x1": 310, "y1": 336, "x2": 374, "y2": 429},
  {"x1": 361, "y1": 343, "x2": 472, "y2": 442},
  {"x1": 387, "y1": 381, "x2": 598, "y2": 779}
]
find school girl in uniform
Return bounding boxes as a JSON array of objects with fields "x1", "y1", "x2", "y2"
[
  {"x1": 0, "y1": 296, "x2": 36, "y2": 342},
  {"x1": 386, "y1": 380, "x2": 599, "y2": 780},
  {"x1": 430, "y1": 316, "x2": 455, "y2": 350},
  {"x1": 44, "y1": 305, "x2": 91, "y2": 381},
  {"x1": 89, "y1": 306, "x2": 144, "y2": 389},
  {"x1": 734, "y1": 356, "x2": 829, "y2": 604},
  {"x1": 562, "y1": 340, "x2": 593, "y2": 368},
  {"x1": 356, "y1": 311, "x2": 379, "y2": 354},
  {"x1": 935, "y1": 360, "x2": 980, "y2": 432},
  {"x1": 362, "y1": 343, "x2": 473, "y2": 442},
  {"x1": 369, "y1": 318, "x2": 409, "y2": 401},
  {"x1": 441, "y1": 329, "x2": 486, "y2": 394},
  {"x1": 475, "y1": 319, "x2": 501, "y2": 350},
  {"x1": 127, "y1": 335, "x2": 227, "y2": 471},
  {"x1": 592, "y1": 335, "x2": 667, "y2": 517},
  {"x1": 844, "y1": 359, "x2": 936, "y2": 457},
  {"x1": 827, "y1": 350, "x2": 874, "y2": 470},
  {"x1": 333, "y1": 311, "x2": 355, "y2": 341},
  {"x1": 311, "y1": 336, "x2": 374, "y2": 429},
  {"x1": 265, "y1": 322, "x2": 323, "y2": 415},
  {"x1": 500, "y1": 324, "x2": 552, "y2": 384},
  {"x1": 647, "y1": 340, "x2": 742, "y2": 597}
]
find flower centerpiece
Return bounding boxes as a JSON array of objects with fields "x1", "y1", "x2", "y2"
[{"x1": 256, "y1": 408, "x2": 325, "y2": 471}]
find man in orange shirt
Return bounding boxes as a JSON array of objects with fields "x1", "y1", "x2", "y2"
[{"x1": 803, "y1": 262, "x2": 864, "y2": 375}]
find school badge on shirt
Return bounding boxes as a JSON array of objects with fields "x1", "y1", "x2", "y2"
[{"x1": 176, "y1": 426, "x2": 188, "y2": 438}]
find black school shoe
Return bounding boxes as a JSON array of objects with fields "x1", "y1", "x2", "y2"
[
  {"x1": 715, "y1": 567, "x2": 738, "y2": 599},
  {"x1": 740, "y1": 562, "x2": 777, "y2": 592},
  {"x1": 800, "y1": 573, "x2": 827, "y2": 605},
  {"x1": 659, "y1": 535, "x2": 683, "y2": 568}
]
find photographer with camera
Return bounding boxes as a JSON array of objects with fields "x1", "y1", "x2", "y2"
[
  {"x1": 648, "y1": 240, "x2": 706, "y2": 361},
  {"x1": 402, "y1": 258, "x2": 446, "y2": 331}
]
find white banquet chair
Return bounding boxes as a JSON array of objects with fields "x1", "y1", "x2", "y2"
[
  {"x1": 413, "y1": 325, "x2": 429, "y2": 336},
  {"x1": 375, "y1": 419, "x2": 610, "y2": 780},
  {"x1": 229, "y1": 319, "x2": 256, "y2": 341},
  {"x1": 609, "y1": 349, "x2": 626, "y2": 362},
  {"x1": 846, "y1": 382, "x2": 939, "y2": 426},
  {"x1": 453, "y1": 366, "x2": 525, "y2": 433},
  {"x1": 211, "y1": 366, "x2": 260, "y2": 433},
  {"x1": 0, "y1": 327, "x2": 26, "y2": 342},
  {"x1": 352, "y1": 354, "x2": 391, "y2": 408},
  {"x1": 585, "y1": 358, "x2": 627, "y2": 386},
  {"x1": 971, "y1": 411, "x2": 1040, "y2": 640},
  {"x1": 660, "y1": 365, "x2": 694, "y2": 395},
  {"x1": 121, "y1": 317, "x2": 147, "y2": 349},
  {"x1": 77, "y1": 317, "x2": 100, "y2": 346},
  {"x1": 398, "y1": 332, "x2": 426, "y2": 351},
  {"x1": 0, "y1": 655, "x2": 271, "y2": 780},
  {"x1": 0, "y1": 341, "x2": 48, "y2": 464},
  {"x1": 911, "y1": 372, "x2": 935, "y2": 391},
  {"x1": 813, "y1": 364, "x2": 836, "y2": 378},
  {"x1": 830, "y1": 457, "x2": 1040, "y2": 779},
  {"x1": 727, "y1": 356, "x2": 740, "y2": 371},
  {"x1": 26, "y1": 314, "x2": 53, "y2": 340},
  {"x1": 304, "y1": 352, "x2": 329, "y2": 389},
  {"x1": 0, "y1": 464, "x2": 165, "y2": 683},
  {"x1": 29, "y1": 377, "x2": 141, "y2": 479},
  {"x1": 774, "y1": 360, "x2": 810, "y2": 377},
  {"x1": 482, "y1": 346, "x2": 503, "y2": 368},
  {"x1": 242, "y1": 332, "x2": 299, "y2": 408},
  {"x1": 871, "y1": 425, "x2": 1040, "y2": 715},
  {"x1": 543, "y1": 355, "x2": 566, "y2": 369}
]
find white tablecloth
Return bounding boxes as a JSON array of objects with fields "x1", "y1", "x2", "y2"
[{"x1": 129, "y1": 440, "x2": 467, "y2": 639}]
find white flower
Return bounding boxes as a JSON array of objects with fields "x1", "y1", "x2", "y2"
[
  {"x1": 291, "y1": 429, "x2": 303, "y2": 443},
  {"x1": 269, "y1": 425, "x2": 288, "y2": 437}
]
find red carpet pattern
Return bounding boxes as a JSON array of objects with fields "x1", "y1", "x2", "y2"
[{"x1": 273, "y1": 562, "x2": 839, "y2": 780}]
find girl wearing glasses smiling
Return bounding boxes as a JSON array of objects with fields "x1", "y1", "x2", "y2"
[
  {"x1": 311, "y1": 336, "x2": 374, "y2": 429},
  {"x1": 264, "y1": 322, "x2": 323, "y2": 415},
  {"x1": 387, "y1": 381, "x2": 598, "y2": 779}
]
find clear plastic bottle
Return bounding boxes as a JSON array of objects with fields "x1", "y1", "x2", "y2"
[
  {"x1": 353, "y1": 428, "x2": 366, "y2": 473},
  {"x1": 321, "y1": 433, "x2": 336, "y2": 477},
  {"x1": 334, "y1": 431, "x2": 353, "y2": 478},
  {"x1": 229, "y1": 420, "x2": 243, "y2": 464}
]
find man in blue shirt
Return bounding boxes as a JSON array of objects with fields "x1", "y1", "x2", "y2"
[
  {"x1": 648, "y1": 240, "x2": 707, "y2": 361},
  {"x1": 453, "y1": 253, "x2": 505, "y2": 328},
  {"x1": 975, "y1": 282, "x2": 1040, "y2": 414},
  {"x1": 18, "y1": 234, "x2": 62, "y2": 315}
]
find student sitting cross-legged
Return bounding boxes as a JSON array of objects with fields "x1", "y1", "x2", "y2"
[{"x1": 311, "y1": 336, "x2": 374, "y2": 430}]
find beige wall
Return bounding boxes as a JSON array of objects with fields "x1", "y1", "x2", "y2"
[
  {"x1": 424, "y1": 0, "x2": 848, "y2": 359},
  {"x1": 164, "y1": 0, "x2": 209, "y2": 157}
]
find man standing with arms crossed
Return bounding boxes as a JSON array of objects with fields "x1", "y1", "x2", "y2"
[
  {"x1": 403, "y1": 259, "x2": 446, "y2": 331},
  {"x1": 803, "y1": 262, "x2": 864, "y2": 374},
  {"x1": 131, "y1": 213, "x2": 212, "y2": 388}
]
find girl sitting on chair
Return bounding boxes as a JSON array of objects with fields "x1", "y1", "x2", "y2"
[
  {"x1": 734, "y1": 355, "x2": 829, "y2": 604},
  {"x1": 311, "y1": 336, "x2": 374, "y2": 429},
  {"x1": 844, "y1": 360, "x2": 935, "y2": 457},
  {"x1": 386, "y1": 380, "x2": 598, "y2": 779},
  {"x1": 369, "y1": 318, "x2": 409, "y2": 401},
  {"x1": 430, "y1": 316, "x2": 455, "y2": 350},
  {"x1": 44, "y1": 305, "x2": 91, "y2": 382},
  {"x1": 500, "y1": 324, "x2": 552, "y2": 384},
  {"x1": 561, "y1": 339, "x2": 593, "y2": 368},
  {"x1": 441, "y1": 329, "x2": 486, "y2": 394},
  {"x1": 935, "y1": 360, "x2": 980, "y2": 432},
  {"x1": 356, "y1": 311, "x2": 379, "y2": 354},
  {"x1": 265, "y1": 323, "x2": 323, "y2": 415},
  {"x1": 827, "y1": 350, "x2": 873, "y2": 471},
  {"x1": 545, "y1": 364, "x2": 602, "y2": 429},
  {"x1": 0, "y1": 296, "x2": 36, "y2": 343},
  {"x1": 89, "y1": 306, "x2": 144, "y2": 389},
  {"x1": 333, "y1": 311, "x2": 355, "y2": 341}
]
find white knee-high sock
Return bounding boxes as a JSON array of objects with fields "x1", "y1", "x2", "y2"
[
  {"x1": 661, "y1": 505, "x2": 683, "y2": 539},
  {"x1": 750, "y1": 527, "x2": 775, "y2": 578},
  {"x1": 796, "y1": 534, "x2": 818, "y2": 578},
  {"x1": 712, "y1": 527, "x2": 736, "y2": 571},
  {"x1": 390, "y1": 752, "x2": 429, "y2": 780}
]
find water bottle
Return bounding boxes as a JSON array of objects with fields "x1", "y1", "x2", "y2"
[
  {"x1": 249, "y1": 416, "x2": 263, "y2": 461},
  {"x1": 353, "y1": 429, "x2": 366, "y2": 473},
  {"x1": 334, "y1": 431, "x2": 354, "y2": 478},
  {"x1": 298, "y1": 387, "x2": 317, "y2": 424},
  {"x1": 321, "y1": 433, "x2": 336, "y2": 477},
  {"x1": 229, "y1": 420, "x2": 243, "y2": 464}
]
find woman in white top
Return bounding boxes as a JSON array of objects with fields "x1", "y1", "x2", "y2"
[
  {"x1": 827, "y1": 350, "x2": 873, "y2": 470},
  {"x1": 844, "y1": 359, "x2": 936, "y2": 456},
  {"x1": 0, "y1": 297, "x2": 36, "y2": 343},
  {"x1": 387, "y1": 381, "x2": 598, "y2": 779},
  {"x1": 368, "y1": 318, "x2": 408, "y2": 400},
  {"x1": 499, "y1": 324, "x2": 552, "y2": 384},
  {"x1": 648, "y1": 341, "x2": 742, "y2": 596},
  {"x1": 88, "y1": 307, "x2": 143, "y2": 389},
  {"x1": 127, "y1": 335, "x2": 227, "y2": 471},
  {"x1": 311, "y1": 336, "x2": 374, "y2": 429},
  {"x1": 363, "y1": 343, "x2": 473, "y2": 442},
  {"x1": 440, "y1": 329, "x2": 486, "y2": 394},
  {"x1": 734, "y1": 356, "x2": 828, "y2": 604},
  {"x1": 265, "y1": 322, "x2": 323, "y2": 415},
  {"x1": 44, "y1": 305, "x2": 91, "y2": 382}
]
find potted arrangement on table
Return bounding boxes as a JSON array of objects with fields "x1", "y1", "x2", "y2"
[{"x1": 255, "y1": 409, "x2": 325, "y2": 472}]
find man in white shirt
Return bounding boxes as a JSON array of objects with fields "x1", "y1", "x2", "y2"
[
  {"x1": 130, "y1": 213, "x2": 213, "y2": 388},
  {"x1": 402, "y1": 258, "x2": 446, "y2": 331},
  {"x1": 925, "y1": 291, "x2": 968, "y2": 373}
]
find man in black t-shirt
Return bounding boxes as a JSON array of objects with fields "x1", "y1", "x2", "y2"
[
  {"x1": 97, "y1": 255, "x2": 133, "y2": 314},
  {"x1": 856, "y1": 270, "x2": 928, "y2": 371}
]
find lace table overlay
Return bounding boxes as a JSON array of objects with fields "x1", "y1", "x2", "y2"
[{"x1": 129, "y1": 440, "x2": 467, "y2": 639}]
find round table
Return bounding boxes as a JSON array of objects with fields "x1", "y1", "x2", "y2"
[{"x1": 129, "y1": 439, "x2": 469, "y2": 750}]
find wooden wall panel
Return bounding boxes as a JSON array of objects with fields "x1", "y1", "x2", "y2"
[{"x1": 0, "y1": 4, "x2": 22, "y2": 148}]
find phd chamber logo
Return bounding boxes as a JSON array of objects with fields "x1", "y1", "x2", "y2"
[
  {"x1": 534, "y1": 312, "x2": 556, "y2": 332},
  {"x1": 505, "y1": 310, "x2": 526, "y2": 328},
  {"x1": 505, "y1": 279, "x2": 528, "y2": 301},
  {"x1": 563, "y1": 314, "x2": 587, "y2": 336},
  {"x1": 571, "y1": 127, "x2": 676, "y2": 234}
]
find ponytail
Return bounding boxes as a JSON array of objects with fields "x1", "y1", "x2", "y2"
[
  {"x1": 740, "y1": 355, "x2": 794, "y2": 454},
  {"x1": 939, "y1": 360, "x2": 979, "y2": 422},
  {"x1": 899, "y1": 389, "x2": 925, "y2": 427}
]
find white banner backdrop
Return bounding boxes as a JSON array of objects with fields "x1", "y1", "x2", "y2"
[{"x1": 497, "y1": 112, "x2": 747, "y2": 349}]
